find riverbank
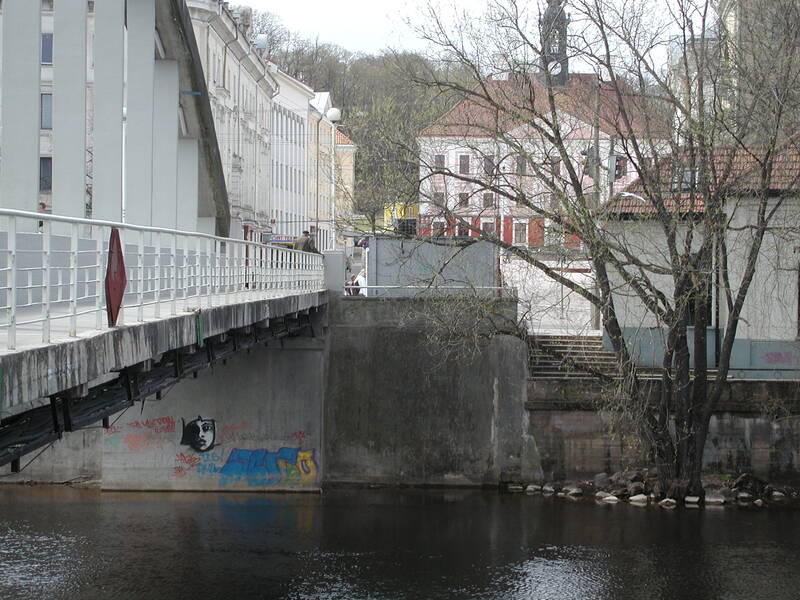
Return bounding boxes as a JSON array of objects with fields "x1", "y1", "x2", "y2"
[{"x1": 510, "y1": 469, "x2": 800, "y2": 509}]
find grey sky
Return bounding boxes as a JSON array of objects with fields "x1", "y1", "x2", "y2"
[{"x1": 240, "y1": 0, "x2": 485, "y2": 54}]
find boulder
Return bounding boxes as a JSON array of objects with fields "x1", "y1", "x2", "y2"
[
  {"x1": 628, "y1": 482, "x2": 646, "y2": 496},
  {"x1": 564, "y1": 486, "x2": 583, "y2": 496},
  {"x1": 705, "y1": 494, "x2": 726, "y2": 505},
  {"x1": 754, "y1": 499, "x2": 764, "y2": 507},
  {"x1": 737, "y1": 491, "x2": 753, "y2": 502},
  {"x1": 595, "y1": 491, "x2": 611, "y2": 499},
  {"x1": 771, "y1": 490, "x2": 786, "y2": 500},
  {"x1": 542, "y1": 484, "x2": 556, "y2": 494},
  {"x1": 733, "y1": 473, "x2": 766, "y2": 496},
  {"x1": 602, "y1": 495, "x2": 620, "y2": 503},
  {"x1": 609, "y1": 487, "x2": 629, "y2": 499},
  {"x1": 629, "y1": 494, "x2": 649, "y2": 504},
  {"x1": 658, "y1": 498, "x2": 677, "y2": 508},
  {"x1": 594, "y1": 473, "x2": 611, "y2": 488},
  {"x1": 685, "y1": 496, "x2": 700, "y2": 504},
  {"x1": 525, "y1": 484, "x2": 542, "y2": 494},
  {"x1": 508, "y1": 484, "x2": 524, "y2": 493}
]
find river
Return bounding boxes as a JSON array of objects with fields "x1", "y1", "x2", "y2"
[{"x1": 1, "y1": 485, "x2": 798, "y2": 599}]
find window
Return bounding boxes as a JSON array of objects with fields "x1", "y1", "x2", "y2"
[
  {"x1": 39, "y1": 157, "x2": 52, "y2": 192},
  {"x1": 432, "y1": 192, "x2": 445, "y2": 205},
  {"x1": 514, "y1": 222, "x2": 527, "y2": 245},
  {"x1": 434, "y1": 154, "x2": 445, "y2": 169},
  {"x1": 482, "y1": 193, "x2": 495, "y2": 208},
  {"x1": 516, "y1": 155, "x2": 527, "y2": 176},
  {"x1": 431, "y1": 220, "x2": 446, "y2": 236},
  {"x1": 458, "y1": 193, "x2": 469, "y2": 207},
  {"x1": 459, "y1": 155, "x2": 470, "y2": 174},
  {"x1": 483, "y1": 155, "x2": 495, "y2": 176},
  {"x1": 481, "y1": 220, "x2": 496, "y2": 235},
  {"x1": 457, "y1": 223, "x2": 469, "y2": 237},
  {"x1": 41, "y1": 33, "x2": 53, "y2": 65},
  {"x1": 40, "y1": 93, "x2": 52, "y2": 130}
]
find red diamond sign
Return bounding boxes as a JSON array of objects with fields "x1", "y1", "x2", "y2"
[{"x1": 105, "y1": 228, "x2": 127, "y2": 327}]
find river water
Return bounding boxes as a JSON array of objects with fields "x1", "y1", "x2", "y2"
[{"x1": 1, "y1": 486, "x2": 799, "y2": 600}]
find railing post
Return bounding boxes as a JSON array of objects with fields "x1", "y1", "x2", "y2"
[
  {"x1": 224, "y1": 241, "x2": 230, "y2": 305},
  {"x1": 154, "y1": 231, "x2": 161, "y2": 318},
  {"x1": 41, "y1": 221, "x2": 51, "y2": 344},
  {"x1": 94, "y1": 225, "x2": 103, "y2": 330},
  {"x1": 7, "y1": 216, "x2": 16, "y2": 349},
  {"x1": 207, "y1": 238, "x2": 213, "y2": 308},
  {"x1": 171, "y1": 233, "x2": 177, "y2": 316},
  {"x1": 137, "y1": 229, "x2": 144, "y2": 322},
  {"x1": 69, "y1": 222, "x2": 79, "y2": 336}
]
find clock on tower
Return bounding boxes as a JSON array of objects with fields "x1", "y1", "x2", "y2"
[{"x1": 540, "y1": 0, "x2": 569, "y2": 87}]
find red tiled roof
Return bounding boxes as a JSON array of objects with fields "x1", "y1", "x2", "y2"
[
  {"x1": 336, "y1": 130, "x2": 355, "y2": 146},
  {"x1": 605, "y1": 143, "x2": 800, "y2": 216},
  {"x1": 419, "y1": 73, "x2": 662, "y2": 139}
]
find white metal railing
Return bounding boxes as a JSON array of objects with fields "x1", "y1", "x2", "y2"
[{"x1": 0, "y1": 209, "x2": 324, "y2": 351}]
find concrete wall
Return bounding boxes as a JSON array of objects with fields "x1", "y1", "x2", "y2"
[
  {"x1": 528, "y1": 378, "x2": 800, "y2": 482},
  {"x1": 324, "y1": 296, "x2": 539, "y2": 486},
  {"x1": 0, "y1": 429, "x2": 102, "y2": 484},
  {"x1": 101, "y1": 341, "x2": 324, "y2": 491}
]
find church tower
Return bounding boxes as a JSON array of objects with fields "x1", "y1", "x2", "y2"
[{"x1": 540, "y1": 0, "x2": 569, "y2": 86}]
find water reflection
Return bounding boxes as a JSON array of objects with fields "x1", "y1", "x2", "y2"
[{"x1": 0, "y1": 487, "x2": 798, "y2": 599}]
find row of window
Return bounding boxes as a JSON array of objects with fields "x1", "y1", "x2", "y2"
[
  {"x1": 432, "y1": 191, "x2": 496, "y2": 208},
  {"x1": 429, "y1": 218, "x2": 528, "y2": 243},
  {"x1": 433, "y1": 153, "x2": 627, "y2": 179}
]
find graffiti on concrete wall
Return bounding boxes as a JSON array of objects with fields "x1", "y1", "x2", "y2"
[
  {"x1": 172, "y1": 446, "x2": 318, "y2": 486},
  {"x1": 104, "y1": 416, "x2": 177, "y2": 451},
  {"x1": 180, "y1": 416, "x2": 217, "y2": 452}
]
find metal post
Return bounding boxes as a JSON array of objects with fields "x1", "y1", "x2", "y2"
[
  {"x1": 171, "y1": 233, "x2": 177, "y2": 315},
  {"x1": 8, "y1": 216, "x2": 16, "y2": 349},
  {"x1": 69, "y1": 223, "x2": 79, "y2": 336},
  {"x1": 207, "y1": 238, "x2": 213, "y2": 308},
  {"x1": 94, "y1": 226, "x2": 103, "y2": 330},
  {"x1": 154, "y1": 231, "x2": 161, "y2": 318},
  {"x1": 42, "y1": 221, "x2": 51, "y2": 343},
  {"x1": 137, "y1": 229, "x2": 144, "y2": 321}
]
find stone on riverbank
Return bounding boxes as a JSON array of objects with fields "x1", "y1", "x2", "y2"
[
  {"x1": 564, "y1": 486, "x2": 583, "y2": 496},
  {"x1": 595, "y1": 491, "x2": 610, "y2": 499},
  {"x1": 525, "y1": 484, "x2": 542, "y2": 494},
  {"x1": 602, "y1": 495, "x2": 620, "y2": 503},
  {"x1": 629, "y1": 494, "x2": 648, "y2": 504},
  {"x1": 594, "y1": 473, "x2": 610, "y2": 488},
  {"x1": 542, "y1": 484, "x2": 556, "y2": 494},
  {"x1": 685, "y1": 496, "x2": 700, "y2": 504},
  {"x1": 508, "y1": 484, "x2": 524, "y2": 493},
  {"x1": 705, "y1": 494, "x2": 726, "y2": 505},
  {"x1": 659, "y1": 498, "x2": 677, "y2": 508}
]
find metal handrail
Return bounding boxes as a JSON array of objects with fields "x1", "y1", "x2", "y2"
[{"x1": 0, "y1": 210, "x2": 324, "y2": 352}]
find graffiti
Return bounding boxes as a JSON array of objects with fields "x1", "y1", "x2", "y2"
[
  {"x1": 291, "y1": 430, "x2": 307, "y2": 444},
  {"x1": 122, "y1": 432, "x2": 166, "y2": 452},
  {"x1": 173, "y1": 452, "x2": 203, "y2": 477},
  {"x1": 180, "y1": 416, "x2": 217, "y2": 452},
  {"x1": 217, "y1": 422, "x2": 250, "y2": 445},
  {"x1": 218, "y1": 447, "x2": 318, "y2": 486},
  {"x1": 126, "y1": 416, "x2": 176, "y2": 434},
  {"x1": 104, "y1": 425, "x2": 121, "y2": 436},
  {"x1": 764, "y1": 352, "x2": 797, "y2": 365}
]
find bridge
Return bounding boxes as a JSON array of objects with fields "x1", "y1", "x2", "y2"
[{"x1": 0, "y1": 0, "x2": 533, "y2": 491}]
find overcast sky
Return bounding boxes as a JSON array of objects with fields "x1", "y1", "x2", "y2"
[{"x1": 241, "y1": 0, "x2": 484, "y2": 54}]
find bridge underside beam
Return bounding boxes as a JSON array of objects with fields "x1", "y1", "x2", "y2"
[{"x1": 0, "y1": 315, "x2": 319, "y2": 469}]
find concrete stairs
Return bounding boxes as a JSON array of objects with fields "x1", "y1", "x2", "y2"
[{"x1": 528, "y1": 334, "x2": 619, "y2": 379}]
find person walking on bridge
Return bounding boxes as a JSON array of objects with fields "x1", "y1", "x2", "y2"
[{"x1": 293, "y1": 230, "x2": 320, "y2": 254}]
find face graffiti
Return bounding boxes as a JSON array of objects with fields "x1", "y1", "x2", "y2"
[{"x1": 180, "y1": 416, "x2": 217, "y2": 452}]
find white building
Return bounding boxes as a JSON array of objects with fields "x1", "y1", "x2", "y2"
[
  {"x1": 0, "y1": 0, "x2": 229, "y2": 235},
  {"x1": 187, "y1": 1, "x2": 277, "y2": 241}
]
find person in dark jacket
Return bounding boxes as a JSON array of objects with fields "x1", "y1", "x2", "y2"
[{"x1": 293, "y1": 230, "x2": 320, "y2": 253}]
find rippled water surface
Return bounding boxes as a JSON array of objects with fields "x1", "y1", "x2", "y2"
[{"x1": 1, "y1": 486, "x2": 799, "y2": 599}]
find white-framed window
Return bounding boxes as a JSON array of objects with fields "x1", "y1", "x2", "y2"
[
  {"x1": 434, "y1": 154, "x2": 445, "y2": 169},
  {"x1": 481, "y1": 219, "x2": 495, "y2": 235},
  {"x1": 513, "y1": 221, "x2": 528, "y2": 245},
  {"x1": 41, "y1": 33, "x2": 53, "y2": 65},
  {"x1": 458, "y1": 192, "x2": 470, "y2": 207},
  {"x1": 482, "y1": 193, "x2": 495, "y2": 208},
  {"x1": 459, "y1": 154, "x2": 470, "y2": 174},
  {"x1": 40, "y1": 93, "x2": 53, "y2": 130}
]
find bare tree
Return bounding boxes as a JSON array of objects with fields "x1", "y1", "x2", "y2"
[{"x1": 398, "y1": 0, "x2": 800, "y2": 496}]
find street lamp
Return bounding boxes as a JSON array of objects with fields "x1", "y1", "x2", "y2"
[{"x1": 326, "y1": 107, "x2": 341, "y2": 251}]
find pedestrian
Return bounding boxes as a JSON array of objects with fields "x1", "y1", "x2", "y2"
[{"x1": 293, "y1": 230, "x2": 320, "y2": 254}]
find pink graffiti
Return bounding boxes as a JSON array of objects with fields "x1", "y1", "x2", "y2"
[
  {"x1": 217, "y1": 422, "x2": 250, "y2": 444},
  {"x1": 122, "y1": 432, "x2": 165, "y2": 452},
  {"x1": 126, "y1": 416, "x2": 176, "y2": 434},
  {"x1": 291, "y1": 430, "x2": 307, "y2": 443},
  {"x1": 764, "y1": 352, "x2": 797, "y2": 365},
  {"x1": 104, "y1": 425, "x2": 121, "y2": 436}
]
